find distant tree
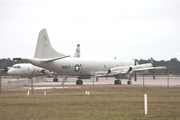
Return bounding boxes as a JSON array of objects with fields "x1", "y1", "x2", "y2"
[
  {"x1": 0, "y1": 58, "x2": 28, "y2": 69},
  {"x1": 138, "y1": 58, "x2": 180, "y2": 75},
  {"x1": 165, "y1": 58, "x2": 180, "y2": 75}
]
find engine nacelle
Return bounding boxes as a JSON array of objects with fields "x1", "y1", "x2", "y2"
[
  {"x1": 108, "y1": 66, "x2": 132, "y2": 74},
  {"x1": 41, "y1": 69, "x2": 45, "y2": 74}
]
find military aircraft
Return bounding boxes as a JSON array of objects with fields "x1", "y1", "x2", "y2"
[
  {"x1": 7, "y1": 63, "x2": 51, "y2": 79},
  {"x1": 13, "y1": 29, "x2": 166, "y2": 85},
  {"x1": 8, "y1": 29, "x2": 80, "y2": 80}
]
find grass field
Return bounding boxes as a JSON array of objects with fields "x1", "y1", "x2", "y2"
[{"x1": 0, "y1": 85, "x2": 180, "y2": 120}]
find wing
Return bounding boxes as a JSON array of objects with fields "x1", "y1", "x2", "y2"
[
  {"x1": 94, "y1": 64, "x2": 166, "y2": 77},
  {"x1": 93, "y1": 66, "x2": 132, "y2": 77},
  {"x1": 133, "y1": 66, "x2": 167, "y2": 72}
]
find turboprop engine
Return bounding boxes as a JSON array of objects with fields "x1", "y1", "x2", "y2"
[{"x1": 108, "y1": 66, "x2": 133, "y2": 74}]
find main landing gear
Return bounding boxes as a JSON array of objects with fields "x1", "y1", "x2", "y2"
[
  {"x1": 127, "y1": 80, "x2": 132, "y2": 85},
  {"x1": 76, "y1": 79, "x2": 83, "y2": 85},
  {"x1": 53, "y1": 77, "x2": 83, "y2": 85},
  {"x1": 114, "y1": 79, "x2": 122, "y2": 85},
  {"x1": 53, "y1": 78, "x2": 58, "y2": 82},
  {"x1": 114, "y1": 80, "x2": 132, "y2": 85}
]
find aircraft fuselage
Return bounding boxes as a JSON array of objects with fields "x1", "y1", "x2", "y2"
[
  {"x1": 28, "y1": 58, "x2": 134, "y2": 78},
  {"x1": 7, "y1": 63, "x2": 51, "y2": 78}
]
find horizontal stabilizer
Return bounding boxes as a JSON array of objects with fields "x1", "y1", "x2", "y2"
[
  {"x1": 13, "y1": 55, "x2": 70, "y2": 63},
  {"x1": 13, "y1": 57, "x2": 22, "y2": 61},
  {"x1": 41, "y1": 55, "x2": 70, "y2": 62}
]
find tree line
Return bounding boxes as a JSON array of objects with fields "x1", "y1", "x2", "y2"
[
  {"x1": 0, "y1": 57, "x2": 180, "y2": 75},
  {"x1": 138, "y1": 58, "x2": 180, "y2": 75}
]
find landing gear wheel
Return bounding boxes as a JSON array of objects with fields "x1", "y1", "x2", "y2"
[
  {"x1": 96, "y1": 77, "x2": 98, "y2": 81},
  {"x1": 76, "y1": 79, "x2": 83, "y2": 85},
  {"x1": 114, "y1": 80, "x2": 122, "y2": 85},
  {"x1": 53, "y1": 78, "x2": 58, "y2": 82},
  {"x1": 127, "y1": 81, "x2": 132, "y2": 85}
]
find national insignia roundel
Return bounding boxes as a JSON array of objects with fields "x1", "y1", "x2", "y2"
[{"x1": 74, "y1": 64, "x2": 80, "y2": 72}]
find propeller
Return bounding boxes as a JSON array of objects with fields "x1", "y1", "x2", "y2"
[
  {"x1": 4, "y1": 66, "x2": 9, "y2": 73},
  {"x1": 0, "y1": 63, "x2": 9, "y2": 76},
  {"x1": 151, "y1": 57, "x2": 156, "y2": 79},
  {"x1": 41, "y1": 69, "x2": 45, "y2": 74},
  {"x1": 151, "y1": 57, "x2": 155, "y2": 67},
  {"x1": 127, "y1": 67, "x2": 132, "y2": 73},
  {"x1": 105, "y1": 69, "x2": 111, "y2": 80},
  {"x1": 134, "y1": 59, "x2": 138, "y2": 81}
]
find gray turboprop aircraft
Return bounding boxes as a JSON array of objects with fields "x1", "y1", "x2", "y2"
[{"x1": 13, "y1": 29, "x2": 166, "y2": 85}]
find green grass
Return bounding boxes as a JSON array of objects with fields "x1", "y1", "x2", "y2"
[{"x1": 0, "y1": 85, "x2": 180, "y2": 120}]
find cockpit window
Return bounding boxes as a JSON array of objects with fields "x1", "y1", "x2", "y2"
[{"x1": 13, "y1": 65, "x2": 21, "y2": 68}]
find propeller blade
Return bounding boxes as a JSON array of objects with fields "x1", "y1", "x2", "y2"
[
  {"x1": 0, "y1": 71, "x2": 4, "y2": 76},
  {"x1": 151, "y1": 57, "x2": 155, "y2": 67},
  {"x1": 153, "y1": 71, "x2": 155, "y2": 79},
  {"x1": 0, "y1": 65, "x2": 9, "y2": 76},
  {"x1": 134, "y1": 59, "x2": 138, "y2": 66},
  {"x1": 127, "y1": 67, "x2": 132, "y2": 73},
  {"x1": 134, "y1": 59, "x2": 138, "y2": 81},
  {"x1": 4, "y1": 66, "x2": 8, "y2": 73},
  {"x1": 134, "y1": 72, "x2": 137, "y2": 81},
  {"x1": 151, "y1": 57, "x2": 156, "y2": 79},
  {"x1": 168, "y1": 70, "x2": 171, "y2": 75}
]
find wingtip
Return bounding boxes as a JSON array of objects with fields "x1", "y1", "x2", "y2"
[{"x1": 13, "y1": 57, "x2": 22, "y2": 61}]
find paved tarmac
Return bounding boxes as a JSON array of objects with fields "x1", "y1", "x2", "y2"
[
  {"x1": 1, "y1": 77, "x2": 44, "y2": 86},
  {"x1": 40, "y1": 76, "x2": 180, "y2": 86},
  {"x1": 1, "y1": 76, "x2": 180, "y2": 87}
]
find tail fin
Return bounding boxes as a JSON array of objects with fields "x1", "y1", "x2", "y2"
[
  {"x1": 34, "y1": 29, "x2": 65, "y2": 58},
  {"x1": 74, "y1": 44, "x2": 80, "y2": 57}
]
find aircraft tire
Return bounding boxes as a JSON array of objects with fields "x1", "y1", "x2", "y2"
[
  {"x1": 114, "y1": 80, "x2": 121, "y2": 85},
  {"x1": 53, "y1": 78, "x2": 58, "y2": 82},
  {"x1": 96, "y1": 77, "x2": 98, "y2": 81},
  {"x1": 127, "y1": 81, "x2": 132, "y2": 85},
  {"x1": 76, "y1": 79, "x2": 83, "y2": 85},
  {"x1": 114, "y1": 80, "x2": 116, "y2": 85}
]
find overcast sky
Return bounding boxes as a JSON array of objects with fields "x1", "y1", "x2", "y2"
[{"x1": 0, "y1": 0, "x2": 180, "y2": 61}]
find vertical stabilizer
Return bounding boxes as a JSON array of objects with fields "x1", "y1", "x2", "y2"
[
  {"x1": 74, "y1": 44, "x2": 80, "y2": 57},
  {"x1": 34, "y1": 29, "x2": 65, "y2": 58}
]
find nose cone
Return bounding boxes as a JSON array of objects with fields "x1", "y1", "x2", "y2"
[{"x1": 7, "y1": 69, "x2": 14, "y2": 75}]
